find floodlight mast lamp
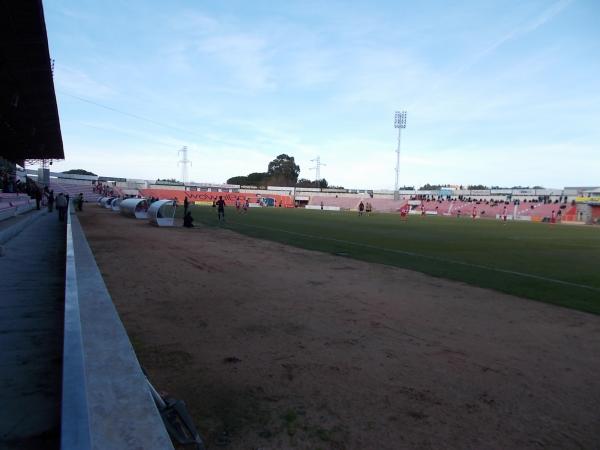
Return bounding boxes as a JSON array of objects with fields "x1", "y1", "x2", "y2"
[{"x1": 394, "y1": 110, "x2": 407, "y2": 196}]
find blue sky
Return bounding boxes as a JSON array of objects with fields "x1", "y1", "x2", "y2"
[{"x1": 43, "y1": 0, "x2": 599, "y2": 189}]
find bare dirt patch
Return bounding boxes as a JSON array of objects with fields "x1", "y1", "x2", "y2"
[{"x1": 78, "y1": 207, "x2": 600, "y2": 449}]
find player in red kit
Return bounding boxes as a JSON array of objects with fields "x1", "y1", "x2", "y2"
[{"x1": 400, "y1": 206, "x2": 408, "y2": 220}]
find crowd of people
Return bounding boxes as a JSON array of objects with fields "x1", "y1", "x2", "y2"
[
  {"x1": 92, "y1": 181, "x2": 116, "y2": 197},
  {"x1": 41, "y1": 187, "x2": 84, "y2": 221},
  {"x1": 0, "y1": 168, "x2": 89, "y2": 222},
  {"x1": 410, "y1": 195, "x2": 569, "y2": 206}
]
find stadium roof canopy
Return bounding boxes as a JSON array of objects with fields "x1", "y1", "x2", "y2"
[{"x1": 0, "y1": 0, "x2": 64, "y2": 163}]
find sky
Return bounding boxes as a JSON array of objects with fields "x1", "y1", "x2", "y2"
[{"x1": 41, "y1": 0, "x2": 599, "y2": 189}]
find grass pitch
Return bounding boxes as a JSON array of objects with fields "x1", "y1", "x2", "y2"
[{"x1": 182, "y1": 206, "x2": 600, "y2": 314}]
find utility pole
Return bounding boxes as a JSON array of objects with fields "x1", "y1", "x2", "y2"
[
  {"x1": 178, "y1": 146, "x2": 191, "y2": 185},
  {"x1": 310, "y1": 156, "x2": 326, "y2": 188},
  {"x1": 394, "y1": 110, "x2": 407, "y2": 200}
]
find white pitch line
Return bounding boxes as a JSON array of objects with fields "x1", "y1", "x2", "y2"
[{"x1": 223, "y1": 220, "x2": 600, "y2": 294}]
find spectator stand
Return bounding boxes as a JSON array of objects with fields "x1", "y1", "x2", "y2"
[{"x1": 0, "y1": 192, "x2": 35, "y2": 222}]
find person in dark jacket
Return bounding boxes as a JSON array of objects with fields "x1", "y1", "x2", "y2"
[
  {"x1": 47, "y1": 190, "x2": 55, "y2": 212},
  {"x1": 183, "y1": 210, "x2": 194, "y2": 228}
]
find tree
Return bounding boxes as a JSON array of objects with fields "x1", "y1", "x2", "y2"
[
  {"x1": 420, "y1": 183, "x2": 444, "y2": 190},
  {"x1": 225, "y1": 154, "x2": 341, "y2": 188},
  {"x1": 267, "y1": 154, "x2": 300, "y2": 185},
  {"x1": 296, "y1": 178, "x2": 315, "y2": 188},
  {"x1": 247, "y1": 172, "x2": 269, "y2": 185},
  {"x1": 63, "y1": 169, "x2": 97, "y2": 176},
  {"x1": 227, "y1": 176, "x2": 249, "y2": 185},
  {"x1": 468, "y1": 184, "x2": 489, "y2": 190}
]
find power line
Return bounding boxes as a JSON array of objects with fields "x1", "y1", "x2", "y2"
[
  {"x1": 77, "y1": 121, "x2": 181, "y2": 149},
  {"x1": 58, "y1": 90, "x2": 219, "y2": 143}
]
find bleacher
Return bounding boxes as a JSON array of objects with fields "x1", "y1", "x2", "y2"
[
  {"x1": 308, "y1": 196, "x2": 361, "y2": 209},
  {"x1": 140, "y1": 188, "x2": 295, "y2": 207},
  {"x1": 514, "y1": 202, "x2": 562, "y2": 219},
  {"x1": 415, "y1": 199, "x2": 565, "y2": 220},
  {"x1": 308, "y1": 196, "x2": 408, "y2": 212},
  {"x1": 0, "y1": 193, "x2": 35, "y2": 222},
  {"x1": 49, "y1": 179, "x2": 97, "y2": 202},
  {"x1": 369, "y1": 198, "x2": 409, "y2": 212}
]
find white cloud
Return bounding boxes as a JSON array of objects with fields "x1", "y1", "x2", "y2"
[
  {"x1": 44, "y1": 1, "x2": 598, "y2": 190},
  {"x1": 54, "y1": 64, "x2": 116, "y2": 99},
  {"x1": 196, "y1": 33, "x2": 273, "y2": 91}
]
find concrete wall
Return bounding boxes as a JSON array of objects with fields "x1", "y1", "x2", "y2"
[{"x1": 62, "y1": 211, "x2": 173, "y2": 450}]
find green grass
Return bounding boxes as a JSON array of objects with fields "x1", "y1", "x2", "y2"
[{"x1": 180, "y1": 206, "x2": 600, "y2": 314}]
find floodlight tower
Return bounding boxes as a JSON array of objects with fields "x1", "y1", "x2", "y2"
[
  {"x1": 394, "y1": 110, "x2": 407, "y2": 200},
  {"x1": 178, "y1": 146, "x2": 191, "y2": 185},
  {"x1": 310, "y1": 156, "x2": 326, "y2": 187}
]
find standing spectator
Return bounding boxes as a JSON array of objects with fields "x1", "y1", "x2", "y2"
[
  {"x1": 35, "y1": 189, "x2": 42, "y2": 210},
  {"x1": 56, "y1": 193, "x2": 67, "y2": 221},
  {"x1": 358, "y1": 201, "x2": 364, "y2": 216},
  {"x1": 47, "y1": 190, "x2": 55, "y2": 212},
  {"x1": 216, "y1": 196, "x2": 226, "y2": 222},
  {"x1": 183, "y1": 196, "x2": 189, "y2": 216},
  {"x1": 77, "y1": 193, "x2": 84, "y2": 211},
  {"x1": 1, "y1": 172, "x2": 8, "y2": 192}
]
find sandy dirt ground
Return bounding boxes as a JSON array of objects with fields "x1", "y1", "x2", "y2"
[{"x1": 78, "y1": 207, "x2": 600, "y2": 450}]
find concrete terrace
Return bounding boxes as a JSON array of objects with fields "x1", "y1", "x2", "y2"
[
  {"x1": 0, "y1": 205, "x2": 173, "y2": 449},
  {"x1": 0, "y1": 211, "x2": 65, "y2": 449}
]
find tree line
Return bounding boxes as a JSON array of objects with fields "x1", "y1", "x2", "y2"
[{"x1": 227, "y1": 154, "x2": 343, "y2": 189}]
